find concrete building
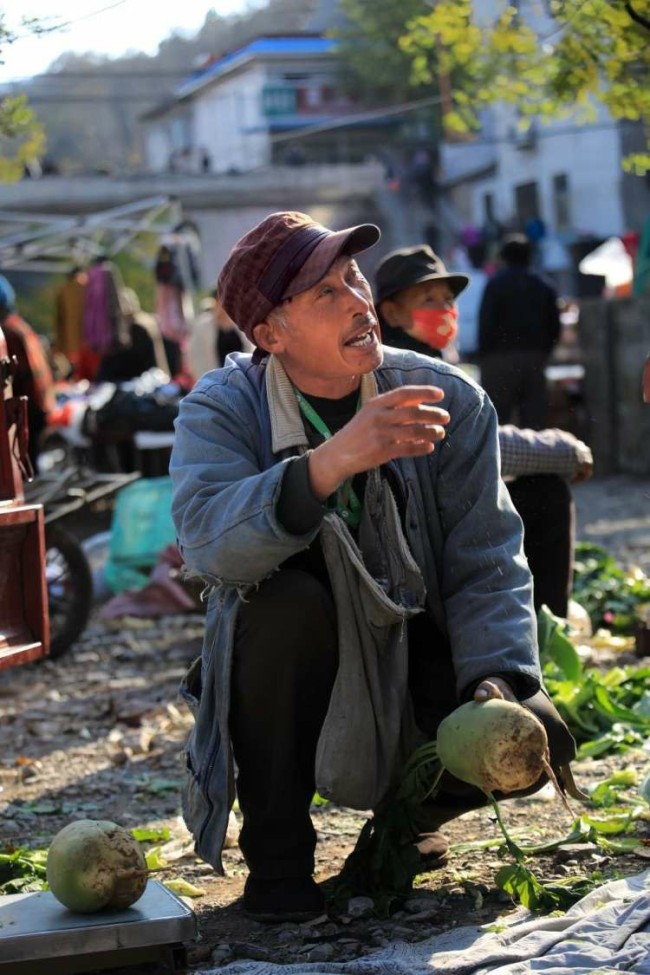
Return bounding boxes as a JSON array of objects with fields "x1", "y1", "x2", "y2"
[
  {"x1": 440, "y1": 104, "x2": 648, "y2": 240},
  {"x1": 140, "y1": 35, "x2": 369, "y2": 176}
]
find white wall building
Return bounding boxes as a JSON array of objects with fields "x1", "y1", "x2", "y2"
[
  {"x1": 443, "y1": 104, "x2": 628, "y2": 240},
  {"x1": 141, "y1": 36, "x2": 353, "y2": 175}
]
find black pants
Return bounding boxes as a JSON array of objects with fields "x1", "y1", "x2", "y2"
[
  {"x1": 480, "y1": 351, "x2": 549, "y2": 429},
  {"x1": 230, "y1": 554, "x2": 575, "y2": 880},
  {"x1": 507, "y1": 474, "x2": 574, "y2": 619}
]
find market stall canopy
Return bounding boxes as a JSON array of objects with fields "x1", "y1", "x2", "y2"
[{"x1": 0, "y1": 196, "x2": 193, "y2": 275}]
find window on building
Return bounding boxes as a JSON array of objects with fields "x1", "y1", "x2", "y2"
[
  {"x1": 304, "y1": 87, "x2": 322, "y2": 108},
  {"x1": 483, "y1": 192, "x2": 495, "y2": 223},
  {"x1": 553, "y1": 173, "x2": 571, "y2": 230},
  {"x1": 514, "y1": 181, "x2": 540, "y2": 226}
]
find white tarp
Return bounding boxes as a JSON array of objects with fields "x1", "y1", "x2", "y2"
[
  {"x1": 578, "y1": 237, "x2": 634, "y2": 289},
  {"x1": 210, "y1": 870, "x2": 650, "y2": 975}
]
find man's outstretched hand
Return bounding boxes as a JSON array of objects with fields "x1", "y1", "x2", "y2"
[{"x1": 308, "y1": 385, "x2": 449, "y2": 502}]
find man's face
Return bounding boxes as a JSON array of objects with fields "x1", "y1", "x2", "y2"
[
  {"x1": 255, "y1": 255, "x2": 382, "y2": 396},
  {"x1": 381, "y1": 279, "x2": 456, "y2": 331}
]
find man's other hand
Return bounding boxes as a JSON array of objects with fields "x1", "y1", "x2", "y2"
[{"x1": 474, "y1": 677, "x2": 517, "y2": 703}]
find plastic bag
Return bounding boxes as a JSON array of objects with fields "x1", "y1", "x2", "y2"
[{"x1": 104, "y1": 476, "x2": 177, "y2": 593}]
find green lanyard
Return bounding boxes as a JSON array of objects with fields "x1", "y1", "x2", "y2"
[{"x1": 294, "y1": 388, "x2": 363, "y2": 529}]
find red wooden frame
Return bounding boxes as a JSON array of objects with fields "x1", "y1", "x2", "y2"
[{"x1": 0, "y1": 324, "x2": 50, "y2": 669}]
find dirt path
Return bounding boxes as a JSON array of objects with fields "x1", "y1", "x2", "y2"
[
  {"x1": 573, "y1": 473, "x2": 650, "y2": 572},
  {"x1": 1, "y1": 474, "x2": 649, "y2": 973}
]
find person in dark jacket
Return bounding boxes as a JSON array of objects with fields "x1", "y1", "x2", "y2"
[
  {"x1": 478, "y1": 234, "x2": 561, "y2": 429},
  {"x1": 374, "y1": 244, "x2": 592, "y2": 619}
]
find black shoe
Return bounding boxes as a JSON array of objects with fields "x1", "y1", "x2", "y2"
[{"x1": 243, "y1": 875, "x2": 326, "y2": 923}]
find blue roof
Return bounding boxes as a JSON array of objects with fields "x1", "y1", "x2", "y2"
[{"x1": 177, "y1": 36, "x2": 338, "y2": 99}]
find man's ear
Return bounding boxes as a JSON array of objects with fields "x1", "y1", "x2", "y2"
[
  {"x1": 379, "y1": 298, "x2": 404, "y2": 328},
  {"x1": 252, "y1": 319, "x2": 286, "y2": 355}
]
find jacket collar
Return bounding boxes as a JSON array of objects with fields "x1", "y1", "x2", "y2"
[{"x1": 265, "y1": 355, "x2": 378, "y2": 454}]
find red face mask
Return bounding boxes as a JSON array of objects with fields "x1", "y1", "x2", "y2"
[{"x1": 409, "y1": 306, "x2": 458, "y2": 350}]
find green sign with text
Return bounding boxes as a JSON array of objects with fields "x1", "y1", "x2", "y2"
[{"x1": 262, "y1": 86, "x2": 297, "y2": 117}]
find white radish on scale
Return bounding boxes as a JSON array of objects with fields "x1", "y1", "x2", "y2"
[{"x1": 46, "y1": 819, "x2": 148, "y2": 913}]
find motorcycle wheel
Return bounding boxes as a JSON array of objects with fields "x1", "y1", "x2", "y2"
[{"x1": 45, "y1": 524, "x2": 94, "y2": 660}]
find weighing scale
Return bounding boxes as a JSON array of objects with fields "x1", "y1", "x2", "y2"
[{"x1": 0, "y1": 879, "x2": 197, "y2": 974}]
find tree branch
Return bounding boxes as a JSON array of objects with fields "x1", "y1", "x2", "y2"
[{"x1": 625, "y1": 2, "x2": 650, "y2": 31}]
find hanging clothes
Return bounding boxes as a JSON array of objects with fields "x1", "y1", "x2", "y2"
[
  {"x1": 155, "y1": 283, "x2": 187, "y2": 343},
  {"x1": 54, "y1": 268, "x2": 87, "y2": 358},
  {"x1": 154, "y1": 244, "x2": 188, "y2": 344},
  {"x1": 82, "y1": 260, "x2": 129, "y2": 355},
  {"x1": 79, "y1": 259, "x2": 129, "y2": 381}
]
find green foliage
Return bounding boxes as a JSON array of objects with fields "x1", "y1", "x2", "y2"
[
  {"x1": 0, "y1": 94, "x2": 46, "y2": 183},
  {"x1": 0, "y1": 847, "x2": 48, "y2": 894},
  {"x1": 130, "y1": 826, "x2": 171, "y2": 843},
  {"x1": 335, "y1": 0, "x2": 435, "y2": 104},
  {"x1": 1, "y1": 270, "x2": 59, "y2": 339},
  {"x1": 332, "y1": 742, "x2": 443, "y2": 915},
  {"x1": 589, "y1": 769, "x2": 639, "y2": 807},
  {"x1": 0, "y1": 17, "x2": 46, "y2": 181},
  {"x1": 537, "y1": 605, "x2": 583, "y2": 681},
  {"x1": 339, "y1": 0, "x2": 650, "y2": 165},
  {"x1": 496, "y1": 861, "x2": 603, "y2": 911},
  {"x1": 544, "y1": 660, "x2": 650, "y2": 751},
  {"x1": 572, "y1": 542, "x2": 650, "y2": 634}
]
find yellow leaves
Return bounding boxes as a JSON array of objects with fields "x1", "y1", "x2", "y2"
[
  {"x1": 490, "y1": 19, "x2": 538, "y2": 57},
  {"x1": 622, "y1": 153, "x2": 650, "y2": 176},
  {"x1": 409, "y1": 52, "x2": 433, "y2": 86},
  {"x1": 163, "y1": 878, "x2": 207, "y2": 898},
  {"x1": 451, "y1": 41, "x2": 477, "y2": 65},
  {"x1": 443, "y1": 110, "x2": 471, "y2": 134},
  {"x1": 588, "y1": 629, "x2": 636, "y2": 652},
  {"x1": 342, "y1": 0, "x2": 650, "y2": 170}
]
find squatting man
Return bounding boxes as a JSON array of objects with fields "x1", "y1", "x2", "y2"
[{"x1": 169, "y1": 211, "x2": 576, "y2": 923}]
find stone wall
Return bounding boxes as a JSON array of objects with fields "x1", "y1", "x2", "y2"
[{"x1": 579, "y1": 296, "x2": 650, "y2": 475}]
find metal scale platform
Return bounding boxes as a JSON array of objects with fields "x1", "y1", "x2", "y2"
[{"x1": 0, "y1": 880, "x2": 197, "y2": 974}]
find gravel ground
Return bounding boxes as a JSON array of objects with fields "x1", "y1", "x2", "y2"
[
  {"x1": 573, "y1": 473, "x2": 650, "y2": 572},
  {"x1": 1, "y1": 473, "x2": 648, "y2": 974}
]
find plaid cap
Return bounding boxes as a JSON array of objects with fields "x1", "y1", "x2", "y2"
[
  {"x1": 374, "y1": 245, "x2": 469, "y2": 304},
  {"x1": 216, "y1": 211, "x2": 380, "y2": 339}
]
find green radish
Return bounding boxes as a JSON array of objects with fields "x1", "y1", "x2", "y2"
[
  {"x1": 47, "y1": 820, "x2": 148, "y2": 913},
  {"x1": 335, "y1": 697, "x2": 576, "y2": 914},
  {"x1": 436, "y1": 698, "x2": 551, "y2": 795}
]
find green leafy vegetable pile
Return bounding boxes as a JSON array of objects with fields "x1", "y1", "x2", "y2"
[
  {"x1": 572, "y1": 542, "x2": 650, "y2": 634},
  {"x1": 538, "y1": 604, "x2": 650, "y2": 758}
]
